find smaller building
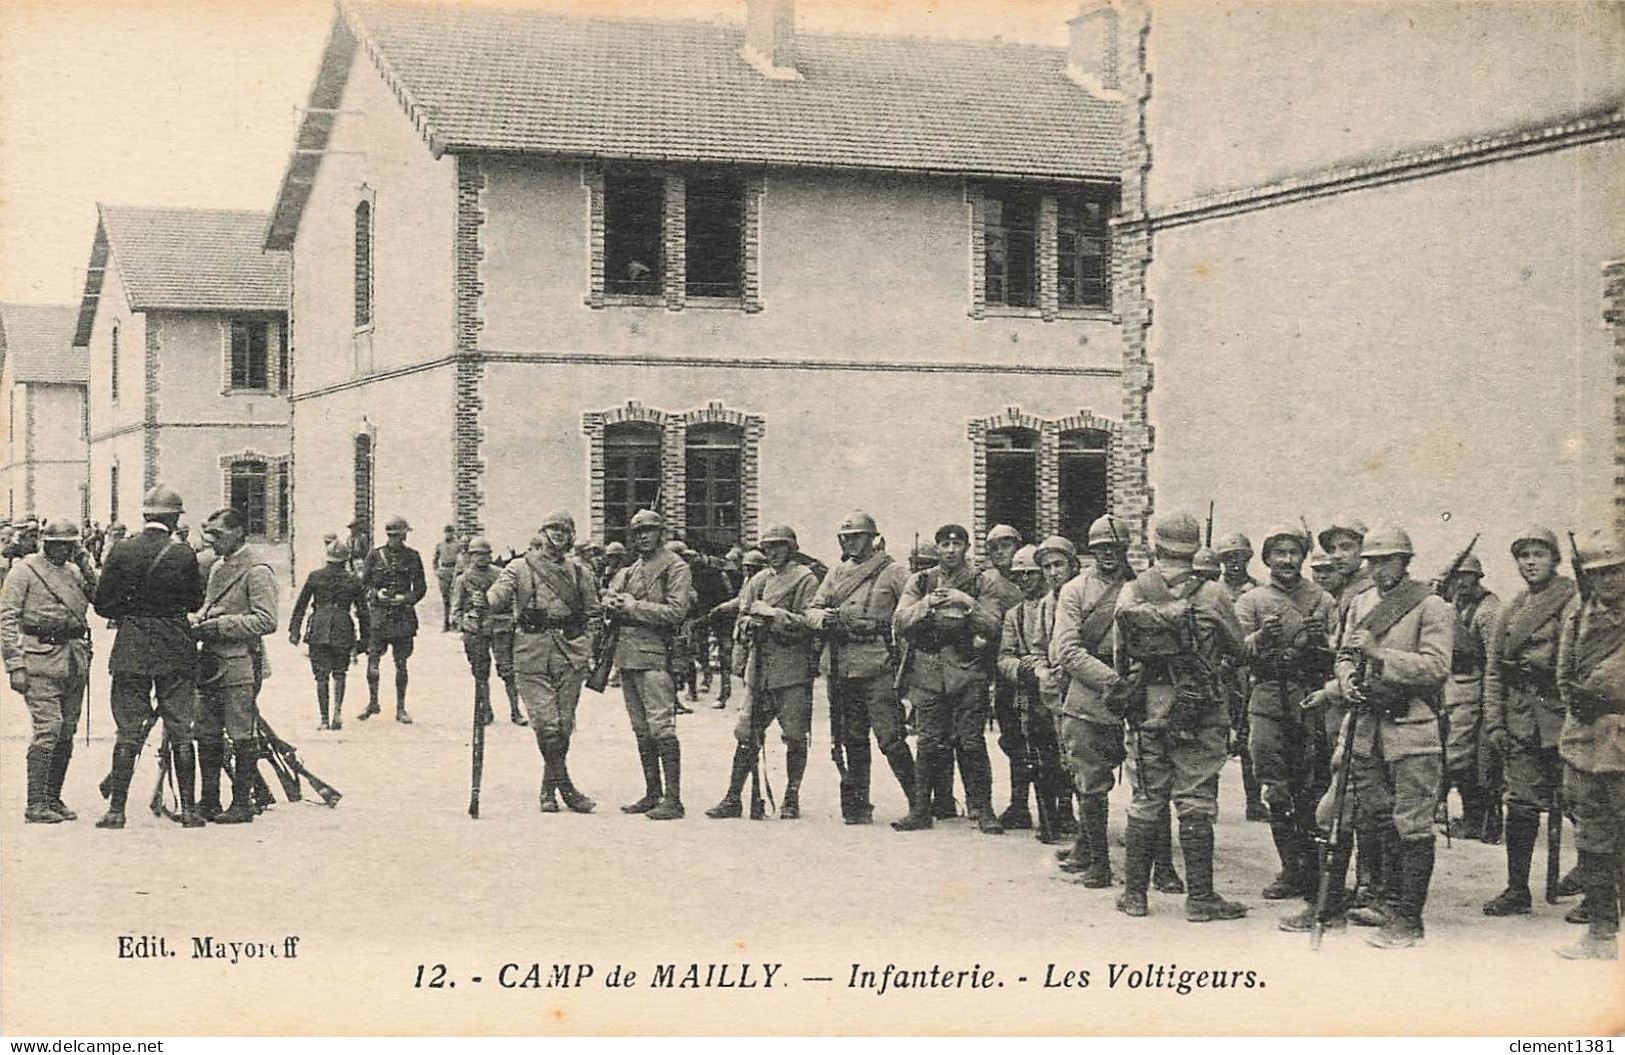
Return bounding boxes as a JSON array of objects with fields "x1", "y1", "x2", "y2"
[
  {"x1": 0, "y1": 303, "x2": 88, "y2": 524},
  {"x1": 76, "y1": 206, "x2": 291, "y2": 548}
]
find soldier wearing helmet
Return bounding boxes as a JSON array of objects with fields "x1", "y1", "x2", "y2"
[
  {"x1": 603, "y1": 509, "x2": 696, "y2": 820},
  {"x1": 1231, "y1": 524, "x2": 1338, "y2": 918},
  {"x1": 90, "y1": 484, "x2": 205, "y2": 829},
  {"x1": 1481, "y1": 525, "x2": 1580, "y2": 919},
  {"x1": 289, "y1": 538, "x2": 370, "y2": 731},
  {"x1": 358, "y1": 515, "x2": 428, "y2": 724},
  {"x1": 1435, "y1": 552, "x2": 1502, "y2": 844},
  {"x1": 1214, "y1": 532, "x2": 1258, "y2": 601},
  {"x1": 891, "y1": 523, "x2": 1006, "y2": 835},
  {"x1": 705, "y1": 547, "x2": 765, "y2": 709},
  {"x1": 1191, "y1": 547, "x2": 1220, "y2": 583},
  {"x1": 994, "y1": 544, "x2": 1072, "y2": 844},
  {"x1": 433, "y1": 524, "x2": 462, "y2": 634},
  {"x1": 451, "y1": 536, "x2": 527, "y2": 730},
  {"x1": 1, "y1": 518, "x2": 97, "y2": 823},
  {"x1": 1318, "y1": 516, "x2": 1376, "y2": 618},
  {"x1": 979, "y1": 525, "x2": 1039, "y2": 830},
  {"x1": 909, "y1": 541, "x2": 941, "y2": 573},
  {"x1": 1552, "y1": 527, "x2": 1625, "y2": 960},
  {"x1": 599, "y1": 540, "x2": 629, "y2": 592},
  {"x1": 1309, "y1": 545, "x2": 1343, "y2": 595},
  {"x1": 1109, "y1": 512, "x2": 1247, "y2": 922},
  {"x1": 803, "y1": 511, "x2": 915, "y2": 824},
  {"x1": 490, "y1": 514, "x2": 604, "y2": 815},
  {"x1": 1321, "y1": 522, "x2": 1454, "y2": 949}
]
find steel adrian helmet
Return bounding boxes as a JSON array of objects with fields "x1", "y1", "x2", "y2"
[
  {"x1": 1575, "y1": 528, "x2": 1625, "y2": 572},
  {"x1": 1010, "y1": 545, "x2": 1041, "y2": 574},
  {"x1": 1452, "y1": 553, "x2": 1484, "y2": 578},
  {"x1": 759, "y1": 523, "x2": 799, "y2": 549},
  {"x1": 838, "y1": 512, "x2": 879, "y2": 537},
  {"x1": 1260, "y1": 524, "x2": 1312, "y2": 561},
  {"x1": 467, "y1": 536, "x2": 493, "y2": 555},
  {"x1": 1510, "y1": 526, "x2": 1560, "y2": 560},
  {"x1": 1317, "y1": 515, "x2": 1368, "y2": 552},
  {"x1": 1086, "y1": 514, "x2": 1130, "y2": 550},
  {"x1": 141, "y1": 485, "x2": 184, "y2": 516},
  {"x1": 628, "y1": 509, "x2": 664, "y2": 532},
  {"x1": 604, "y1": 541, "x2": 627, "y2": 557},
  {"x1": 664, "y1": 540, "x2": 688, "y2": 555},
  {"x1": 1192, "y1": 547, "x2": 1221, "y2": 574},
  {"x1": 1361, "y1": 523, "x2": 1414, "y2": 558},
  {"x1": 1215, "y1": 532, "x2": 1254, "y2": 559},
  {"x1": 912, "y1": 542, "x2": 941, "y2": 567},
  {"x1": 986, "y1": 524, "x2": 1022, "y2": 546},
  {"x1": 1309, "y1": 546, "x2": 1336, "y2": 570},
  {"x1": 40, "y1": 519, "x2": 81, "y2": 543},
  {"x1": 541, "y1": 510, "x2": 577, "y2": 533},
  {"x1": 1153, "y1": 513, "x2": 1203, "y2": 558},
  {"x1": 384, "y1": 515, "x2": 410, "y2": 532},
  {"x1": 742, "y1": 548, "x2": 768, "y2": 569},
  {"x1": 1034, "y1": 534, "x2": 1078, "y2": 564}
]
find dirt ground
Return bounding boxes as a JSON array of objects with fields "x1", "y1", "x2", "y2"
[{"x1": 2, "y1": 620, "x2": 1620, "y2": 1036}]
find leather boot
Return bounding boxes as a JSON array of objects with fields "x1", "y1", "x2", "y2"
[
  {"x1": 170, "y1": 743, "x2": 206, "y2": 828},
  {"x1": 842, "y1": 739, "x2": 874, "y2": 824},
  {"x1": 1116, "y1": 815, "x2": 1156, "y2": 917},
  {"x1": 931, "y1": 746, "x2": 958, "y2": 819},
  {"x1": 706, "y1": 741, "x2": 755, "y2": 818},
  {"x1": 196, "y1": 739, "x2": 225, "y2": 820},
  {"x1": 96, "y1": 743, "x2": 140, "y2": 828},
  {"x1": 1557, "y1": 851, "x2": 1620, "y2": 960},
  {"x1": 1366, "y1": 837, "x2": 1432, "y2": 948},
  {"x1": 213, "y1": 743, "x2": 258, "y2": 824},
  {"x1": 360, "y1": 663, "x2": 382, "y2": 719},
  {"x1": 892, "y1": 744, "x2": 937, "y2": 831},
  {"x1": 535, "y1": 729, "x2": 560, "y2": 812},
  {"x1": 316, "y1": 677, "x2": 331, "y2": 729},
  {"x1": 1280, "y1": 833, "x2": 1353, "y2": 932},
  {"x1": 1058, "y1": 803, "x2": 1094, "y2": 874},
  {"x1": 646, "y1": 738, "x2": 684, "y2": 820},
  {"x1": 883, "y1": 744, "x2": 916, "y2": 814},
  {"x1": 1483, "y1": 807, "x2": 1538, "y2": 915},
  {"x1": 1052, "y1": 780, "x2": 1078, "y2": 836},
  {"x1": 1077, "y1": 794, "x2": 1115, "y2": 888},
  {"x1": 505, "y1": 679, "x2": 528, "y2": 726},
  {"x1": 555, "y1": 733, "x2": 595, "y2": 813},
  {"x1": 45, "y1": 738, "x2": 76, "y2": 820},
  {"x1": 24, "y1": 746, "x2": 61, "y2": 823},
  {"x1": 1153, "y1": 806, "x2": 1186, "y2": 894},
  {"x1": 1264, "y1": 820, "x2": 1311, "y2": 899},
  {"x1": 1242, "y1": 752, "x2": 1268, "y2": 822},
  {"x1": 1555, "y1": 862, "x2": 1585, "y2": 900},
  {"x1": 1347, "y1": 826, "x2": 1392, "y2": 926},
  {"x1": 330, "y1": 674, "x2": 346, "y2": 730},
  {"x1": 781, "y1": 741, "x2": 807, "y2": 820},
  {"x1": 1000, "y1": 772, "x2": 1033, "y2": 831},
  {"x1": 623, "y1": 735, "x2": 663, "y2": 813},
  {"x1": 1456, "y1": 775, "x2": 1486, "y2": 841},
  {"x1": 961, "y1": 743, "x2": 1003, "y2": 835},
  {"x1": 716, "y1": 671, "x2": 732, "y2": 706},
  {"x1": 1182, "y1": 814, "x2": 1248, "y2": 922},
  {"x1": 395, "y1": 668, "x2": 412, "y2": 723},
  {"x1": 1482, "y1": 794, "x2": 1503, "y2": 845}
]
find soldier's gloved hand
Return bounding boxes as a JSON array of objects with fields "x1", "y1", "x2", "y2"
[
  {"x1": 1488, "y1": 727, "x2": 1509, "y2": 756},
  {"x1": 8, "y1": 669, "x2": 26, "y2": 694}
]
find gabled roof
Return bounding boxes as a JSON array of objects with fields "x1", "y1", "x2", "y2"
[
  {"x1": 78, "y1": 206, "x2": 290, "y2": 344},
  {"x1": 0, "y1": 304, "x2": 86, "y2": 384},
  {"x1": 268, "y1": 1, "x2": 1121, "y2": 249}
]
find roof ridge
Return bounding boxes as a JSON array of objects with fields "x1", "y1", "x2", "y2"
[
  {"x1": 0, "y1": 301, "x2": 78, "y2": 311},
  {"x1": 98, "y1": 202, "x2": 272, "y2": 220}
]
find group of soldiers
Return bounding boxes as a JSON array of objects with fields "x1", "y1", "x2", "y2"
[{"x1": 5, "y1": 484, "x2": 1621, "y2": 962}]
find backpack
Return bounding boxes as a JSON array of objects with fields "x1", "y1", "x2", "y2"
[{"x1": 1116, "y1": 569, "x2": 1220, "y2": 730}]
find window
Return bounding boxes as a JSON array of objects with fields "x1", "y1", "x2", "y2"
[
  {"x1": 1058, "y1": 192, "x2": 1113, "y2": 310},
  {"x1": 603, "y1": 422, "x2": 663, "y2": 544},
  {"x1": 109, "y1": 464, "x2": 119, "y2": 524},
  {"x1": 110, "y1": 322, "x2": 120, "y2": 403},
  {"x1": 275, "y1": 460, "x2": 290, "y2": 540},
  {"x1": 686, "y1": 178, "x2": 745, "y2": 299},
  {"x1": 354, "y1": 200, "x2": 373, "y2": 328},
  {"x1": 229, "y1": 460, "x2": 269, "y2": 537},
  {"x1": 985, "y1": 189, "x2": 1039, "y2": 308},
  {"x1": 1059, "y1": 428, "x2": 1111, "y2": 550},
  {"x1": 353, "y1": 432, "x2": 374, "y2": 553},
  {"x1": 985, "y1": 426, "x2": 1039, "y2": 542},
  {"x1": 685, "y1": 423, "x2": 742, "y2": 552},
  {"x1": 277, "y1": 322, "x2": 289, "y2": 392},
  {"x1": 604, "y1": 175, "x2": 664, "y2": 296},
  {"x1": 229, "y1": 320, "x2": 271, "y2": 390}
]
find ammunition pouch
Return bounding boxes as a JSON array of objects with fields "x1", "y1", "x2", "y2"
[
  {"x1": 517, "y1": 610, "x2": 587, "y2": 639},
  {"x1": 1254, "y1": 646, "x2": 1334, "y2": 687},
  {"x1": 22, "y1": 624, "x2": 88, "y2": 645}
]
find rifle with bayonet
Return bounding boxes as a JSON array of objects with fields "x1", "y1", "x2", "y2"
[
  {"x1": 1205, "y1": 502, "x2": 1215, "y2": 549},
  {"x1": 825, "y1": 610, "x2": 849, "y2": 789},
  {"x1": 1434, "y1": 533, "x2": 1482, "y2": 598}
]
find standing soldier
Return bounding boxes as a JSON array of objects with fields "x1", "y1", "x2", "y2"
[
  {"x1": 603, "y1": 509, "x2": 695, "y2": 820},
  {"x1": 995, "y1": 543, "x2": 1069, "y2": 841},
  {"x1": 600, "y1": 540, "x2": 629, "y2": 592},
  {"x1": 191, "y1": 507, "x2": 279, "y2": 824},
  {"x1": 1232, "y1": 525, "x2": 1338, "y2": 912},
  {"x1": 707, "y1": 524, "x2": 819, "y2": 820},
  {"x1": 359, "y1": 515, "x2": 428, "y2": 724},
  {"x1": 1325, "y1": 523, "x2": 1452, "y2": 948},
  {"x1": 1440, "y1": 554, "x2": 1500, "y2": 840},
  {"x1": 803, "y1": 512, "x2": 914, "y2": 825},
  {"x1": 1553, "y1": 527, "x2": 1624, "y2": 960},
  {"x1": 1310, "y1": 545, "x2": 1344, "y2": 596},
  {"x1": 1112, "y1": 512, "x2": 1246, "y2": 921},
  {"x1": 433, "y1": 525, "x2": 460, "y2": 633},
  {"x1": 1215, "y1": 532, "x2": 1260, "y2": 601},
  {"x1": 1, "y1": 519, "x2": 95, "y2": 822},
  {"x1": 981, "y1": 524, "x2": 1033, "y2": 830},
  {"x1": 1215, "y1": 531, "x2": 1263, "y2": 820},
  {"x1": 1052, "y1": 515, "x2": 1135, "y2": 887},
  {"x1": 289, "y1": 540, "x2": 369, "y2": 731},
  {"x1": 1191, "y1": 548, "x2": 1221, "y2": 583},
  {"x1": 489, "y1": 513, "x2": 600, "y2": 813},
  {"x1": 1482, "y1": 526, "x2": 1579, "y2": 916},
  {"x1": 451, "y1": 537, "x2": 499, "y2": 727},
  {"x1": 91, "y1": 485, "x2": 203, "y2": 830},
  {"x1": 891, "y1": 523, "x2": 1004, "y2": 834}
]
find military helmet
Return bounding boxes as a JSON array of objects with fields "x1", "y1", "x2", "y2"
[
  {"x1": 1574, "y1": 528, "x2": 1625, "y2": 572},
  {"x1": 384, "y1": 515, "x2": 410, "y2": 532},
  {"x1": 1317, "y1": 515, "x2": 1368, "y2": 552},
  {"x1": 935, "y1": 523, "x2": 970, "y2": 545},
  {"x1": 742, "y1": 548, "x2": 768, "y2": 568},
  {"x1": 40, "y1": 518, "x2": 81, "y2": 543},
  {"x1": 325, "y1": 540, "x2": 351, "y2": 562},
  {"x1": 664, "y1": 539, "x2": 688, "y2": 555},
  {"x1": 141, "y1": 485, "x2": 184, "y2": 516},
  {"x1": 628, "y1": 509, "x2": 663, "y2": 532},
  {"x1": 1361, "y1": 523, "x2": 1414, "y2": 558},
  {"x1": 604, "y1": 541, "x2": 627, "y2": 556},
  {"x1": 581, "y1": 540, "x2": 604, "y2": 555},
  {"x1": 1215, "y1": 531, "x2": 1254, "y2": 559},
  {"x1": 541, "y1": 510, "x2": 577, "y2": 533},
  {"x1": 1192, "y1": 547, "x2": 1221, "y2": 574},
  {"x1": 1452, "y1": 553, "x2": 1484, "y2": 578},
  {"x1": 1086, "y1": 514, "x2": 1129, "y2": 550},
  {"x1": 759, "y1": 523, "x2": 799, "y2": 548},
  {"x1": 986, "y1": 523, "x2": 1022, "y2": 546},
  {"x1": 724, "y1": 545, "x2": 744, "y2": 562},
  {"x1": 913, "y1": 542, "x2": 941, "y2": 567},
  {"x1": 1010, "y1": 545, "x2": 1041, "y2": 574},
  {"x1": 1153, "y1": 512, "x2": 1203, "y2": 557},
  {"x1": 1510, "y1": 525, "x2": 1560, "y2": 559},
  {"x1": 444, "y1": 524, "x2": 456, "y2": 534},
  {"x1": 1260, "y1": 524, "x2": 1311, "y2": 561},
  {"x1": 838, "y1": 511, "x2": 879, "y2": 537},
  {"x1": 1309, "y1": 546, "x2": 1336, "y2": 570},
  {"x1": 1035, "y1": 534, "x2": 1078, "y2": 563},
  {"x1": 467, "y1": 536, "x2": 493, "y2": 555}
]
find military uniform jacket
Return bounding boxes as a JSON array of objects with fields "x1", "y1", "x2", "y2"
[
  {"x1": 894, "y1": 563, "x2": 1001, "y2": 694},
  {"x1": 93, "y1": 524, "x2": 204, "y2": 675},
  {"x1": 451, "y1": 564, "x2": 506, "y2": 636},
  {"x1": 1484, "y1": 578, "x2": 1577, "y2": 748},
  {"x1": 807, "y1": 552, "x2": 908, "y2": 680},
  {"x1": 998, "y1": 593, "x2": 1062, "y2": 713},
  {"x1": 1446, "y1": 590, "x2": 1501, "y2": 706},
  {"x1": 0, "y1": 552, "x2": 93, "y2": 681},
  {"x1": 198, "y1": 545, "x2": 280, "y2": 662},
  {"x1": 1556, "y1": 595, "x2": 1625, "y2": 774},
  {"x1": 290, "y1": 564, "x2": 370, "y2": 651},
  {"x1": 1334, "y1": 578, "x2": 1453, "y2": 760},
  {"x1": 489, "y1": 551, "x2": 601, "y2": 672},
  {"x1": 1051, "y1": 569, "x2": 1130, "y2": 723},
  {"x1": 606, "y1": 549, "x2": 695, "y2": 672},
  {"x1": 433, "y1": 540, "x2": 460, "y2": 579},
  {"x1": 1220, "y1": 575, "x2": 1259, "y2": 604},
  {"x1": 736, "y1": 562, "x2": 819, "y2": 690},
  {"x1": 1235, "y1": 576, "x2": 1336, "y2": 705},
  {"x1": 1112, "y1": 568, "x2": 1244, "y2": 730},
  {"x1": 983, "y1": 570, "x2": 1025, "y2": 642},
  {"x1": 362, "y1": 544, "x2": 428, "y2": 639}
]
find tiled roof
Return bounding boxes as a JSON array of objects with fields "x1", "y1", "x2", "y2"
[
  {"x1": 348, "y1": 2, "x2": 1121, "y2": 177},
  {"x1": 0, "y1": 304, "x2": 85, "y2": 384},
  {"x1": 98, "y1": 206, "x2": 290, "y2": 314}
]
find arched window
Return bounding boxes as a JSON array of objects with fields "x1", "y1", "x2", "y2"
[
  {"x1": 1059, "y1": 428, "x2": 1111, "y2": 550},
  {"x1": 353, "y1": 431, "x2": 374, "y2": 553},
  {"x1": 110, "y1": 321, "x2": 120, "y2": 403},
  {"x1": 354, "y1": 200, "x2": 373, "y2": 328},
  {"x1": 985, "y1": 426, "x2": 1039, "y2": 542},
  {"x1": 685, "y1": 422, "x2": 742, "y2": 552},
  {"x1": 604, "y1": 421, "x2": 662, "y2": 544}
]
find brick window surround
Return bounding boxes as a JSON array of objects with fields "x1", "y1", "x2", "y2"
[
  {"x1": 219, "y1": 317, "x2": 285, "y2": 395},
  {"x1": 966, "y1": 181, "x2": 1118, "y2": 321},
  {"x1": 583, "y1": 399, "x2": 764, "y2": 546},
  {"x1": 968, "y1": 406, "x2": 1123, "y2": 550},
  {"x1": 217, "y1": 449, "x2": 291, "y2": 541},
  {"x1": 583, "y1": 164, "x2": 765, "y2": 313}
]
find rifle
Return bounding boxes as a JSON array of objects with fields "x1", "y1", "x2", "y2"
[
  {"x1": 1434, "y1": 533, "x2": 1482, "y2": 598},
  {"x1": 469, "y1": 678, "x2": 486, "y2": 819},
  {"x1": 827, "y1": 615, "x2": 848, "y2": 788},
  {"x1": 747, "y1": 625, "x2": 774, "y2": 819},
  {"x1": 1310, "y1": 700, "x2": 1361, "y2": 950},
  {"x1": 586, "y1": 616, "x2": 620, "y2": 694},
  {"x1": 258, "y1": 717, "x2": 342, "y2": 808},
  {"x1": 1205, "y1": 501, "x2": 1215, "y2": 549},
  {"x1": 1569, "y1": 531, "x2": 1592, "y2": 603},
  {"x1": 149, "y1": 731, "x2": 180, "y2": 821}
]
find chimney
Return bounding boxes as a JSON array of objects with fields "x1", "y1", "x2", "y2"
[
  {"x1": 742, "y1": 0, "x2": 800, "y2": 80},
  {"x1": 1066, "y1": 2, "x2": 1122, "y2": 99}
]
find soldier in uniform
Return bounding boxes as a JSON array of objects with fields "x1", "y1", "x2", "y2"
[
  {"x1": 1553, "y1": 527, "x2": 1625, "y2": 960},
  {"x1": 600, "y1": 540, "x2": 629, "y2": 592},
  {"x1": 289, "y1": 540, "x2": 370, "y2": 730},
  {"x1": 91, "y1": 485, "x2": 203, "y2": 829},
  {"x1": 979, "y1": 524, "x2": 1035, "y2": 830},
  {"x1": 1214, "y1": 532, "x2": 1264, "y2": 820},
  {"x1": 1482, "y1": 526, "x2": 1579, "y2": 916},
  {"x1": 996, "y1": 544, "x2": 1070, "y2": 841},
  {"x1": 1440, "y1": 554, "x2": 1500, "y2": 840},
  {"x1": 1310, "y1": 544, "x2": 1343, "y2": 595},
  {"x1": 1232, "y1": 525, "x2": 1338, "y2": 911},
  {"x1": 192, "y1": 507, "x2": 280, "y2": 824},
  {"x1": 451, "y1": 537, "x2": 499, "y2": 727},
  {"x1": 359, "y1": 515, "x2": 428, "y2": 724},
  {"x1": 603, "y1": 509, "x2": 695, "y2": 820},
  {"x1": 1215, "y1": 532, "x2": 1259, "y2": 600},
  {"x1": 107, "y1": 522, "x2": 128, "y2": 548},
  {"x1": 2, "y1": 519, "x2": 95, "y2": 822},
  {"x1": 489, "y1": 513, "x2": 601, "y2": 813},
  {"x1": 1052, "y1": 515, "x2": 1135, "y2": 886},
  {"x1": 892, "y1": 523, "x2": 1005, "y2": 834},
  {"x1": 803, "y1": 512, "x2": 914, "y2": 825},
  {"x1": 433, "y1": 524, "x2": 461, "y2": 633},
  {"x1": 1191, "y1": 548, "x2": 1221, "y2": 583},
  {"x1": 1111, "y1": 512, "x2": 1246, "y2": 922},
  {"x1": 707, "y1": 524, "x2": 818, "y2": 820}
]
